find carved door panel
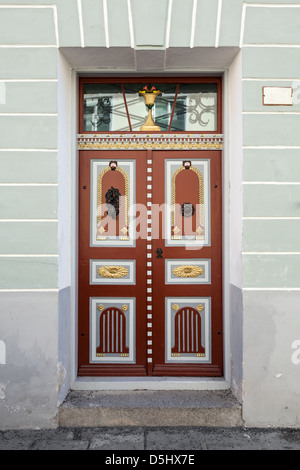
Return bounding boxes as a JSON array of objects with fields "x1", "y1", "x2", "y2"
[
  {"x1": 151, "y1": 150, "x2": 223, "y2": 376},
  {"x1": 78, "y1": 151, "x2": 148, "y2": 376}
]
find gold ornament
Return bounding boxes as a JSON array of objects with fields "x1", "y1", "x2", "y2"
[
  {"x1": 79, "y1": 140, "x2": 223, "y2": 151},
  {"x1": 97, "y1": 304, "x2": 104, "y2": 311},
  {"x1": 97, "y1": 266, "x2": 129, "y2": 279},
  {"x1": 172, "y1": 265, "x2": 204, "y2": 278},
  {"x1": 122, "y1": 305, "x2": 128, "y2": 312},
  {"x1": 139, "y1": 90, "x2": 162, "y2": 131},
  {"x1": 197, "y1": 304, "x2": 204, "y2": 312},
  {"x1": 96, "y1": 164, "x2": 130, "y2": 234},
  {"x1": 171, "y1": 164, "x2": 204, "y2": 229},
  {"x1": 172, "y1": 304, "x2": 179, "y2": 311}
]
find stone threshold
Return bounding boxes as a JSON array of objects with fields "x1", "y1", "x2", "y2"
[
  {"x1": 71, "y1": 377, "x2": 231, "y2": 391},
  {"x1": 59, "y1": 389, "x2": 243, "y2": 428}
]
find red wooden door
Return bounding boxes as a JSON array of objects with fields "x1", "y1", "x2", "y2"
[
  {"x1": 77, "y1": 149, "x2": 223, "y2": 377},
  {"x1": 78, "y1": 150, "x2": 148, "y2": 376},
  {"x1": 151, "y1": 150, "x2": 223, "y2": 376}
]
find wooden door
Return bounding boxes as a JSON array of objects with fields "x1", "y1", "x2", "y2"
[
  {"x1": 151, "y1": 150, "x2": 223, "y2": 376},
  {"x1": 77, "y1": 149, "x2": 223, "y2": 377},
  {"x1": 78, "y1": 150, "x2": 148, "y2": 376}
]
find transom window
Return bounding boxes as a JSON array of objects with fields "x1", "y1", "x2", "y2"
[{"x1": 79, "y1": 78, "x2": 222, "y2": 134}]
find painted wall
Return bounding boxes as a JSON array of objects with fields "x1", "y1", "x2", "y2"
[
  {"x1": 239, "y1": 1, "x2": 300, "y2": 427},
  {"x1": 0, "y1": 0, "x2": 299, "y2": 429}
]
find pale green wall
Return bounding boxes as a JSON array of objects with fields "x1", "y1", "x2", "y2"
[
  {"x1": 239, "y1": 1, "x2": 300, "y2": 426},
  {"x1": 0, "y1": 0, "x2": 299, "y2": 429},
  {"x1": 0, "y1": 1, "x2": 60, "y2": 430}
]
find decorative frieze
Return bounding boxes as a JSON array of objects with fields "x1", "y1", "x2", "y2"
[{"x1": 77, "y1": 133, "x2": 223, "y2": 151}]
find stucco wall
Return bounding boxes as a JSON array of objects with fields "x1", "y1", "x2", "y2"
[
  {"x1": 239, "y1": 1, "x2": 300, "y2": 427},
  {"x1": 0, "y1": 0, "x2": 299, "y2": 429}
]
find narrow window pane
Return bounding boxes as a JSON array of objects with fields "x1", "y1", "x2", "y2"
[
  {"x1": 83, "y1": 84, "x2": 130, "y2": 132},
  {"x1": 151, "y1": 83, "x2": 177, "y2": 131},
  {"x1": 122, "y1": 83, "x2": 146, "y2": 131},
  {"x1": 170, "y1": 84, "x2": 218, "y2": 132}
]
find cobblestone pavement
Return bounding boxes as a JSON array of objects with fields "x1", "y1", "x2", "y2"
[{"x1": 1, "y1": 426, "x2": 300, "y2": 450}]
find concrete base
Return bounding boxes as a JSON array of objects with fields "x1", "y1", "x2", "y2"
[{"x1": 59, "y1": 390, "x2": 243, "y2": 428}]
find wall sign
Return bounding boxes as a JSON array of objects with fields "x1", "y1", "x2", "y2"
[{"x1": 263, "y1": 87, "x2": 293, "y2": 106}]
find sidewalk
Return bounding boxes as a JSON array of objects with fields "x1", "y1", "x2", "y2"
[{"x1": 1, "y1": 426, "x2": 300, "y2": 450}]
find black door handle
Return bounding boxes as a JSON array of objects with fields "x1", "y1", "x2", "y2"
[{"x1": 156, "y1": 248, "x2": 163, "y2": 259}]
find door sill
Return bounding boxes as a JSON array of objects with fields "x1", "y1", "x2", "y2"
[{"x1": 71, "y1": 377, "x2": 230, "y2": 391}]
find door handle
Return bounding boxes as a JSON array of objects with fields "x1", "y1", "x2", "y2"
[{"x1": 156, "y1": 248, "x2": 163, "y2": 259}]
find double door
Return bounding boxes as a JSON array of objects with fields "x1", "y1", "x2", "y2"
[{"x1": 78, "y1": 149, "x2": 222, "y2": 376}]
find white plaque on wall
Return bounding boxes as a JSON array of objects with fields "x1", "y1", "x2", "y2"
[{"x1": 263, "y1": 87, "x2": 293, "y2": 106}]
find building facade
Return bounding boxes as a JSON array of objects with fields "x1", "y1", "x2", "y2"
[{"x1": 0, "y1": 0, "x2": 300, "y2": 429}]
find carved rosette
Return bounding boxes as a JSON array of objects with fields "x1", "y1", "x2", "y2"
[
  {"x1": 97, "y1": 265, "x2": 129, "y2": 279},
  {"x1": 172, "y1": 265, "x2": 205, "y2": 278}
]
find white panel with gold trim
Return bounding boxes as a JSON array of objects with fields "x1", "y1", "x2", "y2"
[
  {"x1": 90, "y1": 260, "x2": 136, "y2": 285},
  {"x1": 90, "y1": 159, "x2": 135, "y2": 247},
  {"x1": 165, "y1": 259, "x2": 211, "y2": 284},
  {"x1": 165, "y1": 298, "x2": 211, "y2": 363},
  {"x1": 90, "y1": 298, "x2": 136, "y2": 364},
  {"x1": 165, "y1": 159, "x2": 210, "y2": 247}
]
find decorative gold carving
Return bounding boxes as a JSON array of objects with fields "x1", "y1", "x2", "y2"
[
  {"x1": 197, "y1": 304, "x2": 204, "y2": 312},
  {"x1": 79, "y1": 141, "x2": 223, "y2": 150},
  {"x1": 97, "y1": 166, "x2": 110, "y2": 228},
  {"x1": 172, "y1": 304, "x2": 180, "y2": 311},
  {"x1": 96, "y1": 164, "x2": 130, "y2": 239},
  {"x1": 171, "y1": 164, "x2": 204, "y2": 229},
  {"x1": 190, "y1": 165, "x2": 204, "y2": 228},
  {"x1": 97, "y1": 266, "x2": 129, "y2": 279},
  {"x1": 171, "y1": 166, "x2": 184, "y2": 227},
  {"x1": 172, "y1": 265, "x2": 205, "y2": 278},
  {"x1": 122, "y1": 305, "x2": 128, "y2": 312},
  {"x1": 97, "y1": 304, "x2": 104, "y2": 311},
  {"x1": 79, "y1": 141, "x2": 223, "y2": 151},
  {"x1": 195, "y1": 226, "x2": 204, "y2": 240},
  {"x1": 172, "y1": 226, "x2": 182, "y2": 240},
  {"x1": 78, "y1": 134, "x2": 224, "y2": 151}
]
